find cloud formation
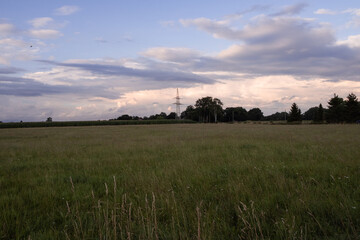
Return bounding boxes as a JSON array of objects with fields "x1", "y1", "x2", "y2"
[
  {"x1": 54, "y1": 5, "x2": 80, "y2": 16},
  {"x1": 270, "y1": 3, "x2": 308, "y2": 16},
  {"x1": 0, "y1": 17, "x2": 66, "y2": 65},
  {"x1": 142, "y1": 47, "x2": 200, "y2": 63},
  {"x1": 180, "y1": 14, "x2": 360, "y2": 81},
  {"x1": 0, "y1": 23, "x2": 16, "y2": 36},
  {"x1": 2, "y1": 3, "x2": 360, "y2": 122},
  {"x1": 39, "y1": 60, "x2": 215, "y2": 85},
  {"x1": 28, "y1": 17, "x2": 54, "y2": 28},
  {"x1": 0, "y1": 66, "x2": 24, "y2": 74},
  {"x1": 0, "y1": 38, "x2": 38, "y2": 64},
  {"x1": 28, "y1": 29, "x2": 62, "y2": 39},
  {"x1": 314, "y1": 9, "x2": 337, "y2": 15},
  {"x1": 0, "y1": 75, "x2": 118, "y2": 99}
]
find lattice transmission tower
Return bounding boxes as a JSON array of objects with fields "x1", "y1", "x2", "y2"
[{"x1": 174, "y1": 88, "x2": 182, "y2": 119}]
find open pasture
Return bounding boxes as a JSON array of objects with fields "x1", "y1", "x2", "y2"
[{"x1": 0, "y1": 124, "x2": 359, "y2": 239}]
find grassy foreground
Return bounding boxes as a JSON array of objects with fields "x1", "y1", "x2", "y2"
[{"x1": 0, "y1": 124, "x2": 359, "y2": 239}]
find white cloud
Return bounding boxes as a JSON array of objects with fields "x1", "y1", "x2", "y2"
[
  {"x1": 54, "y1": 5, "x2": 80, "y2": 16},
  {"x1": 0, "y1": 38, "x2": 38, "y2": 64},
  {"x1": 337, "y1": 34, "x2": 360, "y2": 48},
  {"x1": 28, "y1": 17, "x2": 54, "y2": 28},
  {"x1": 0, "y1": 23, "x2": 15, "y2": 36},
  {"x1": 28, "y1": 29, "x2": 63, "y2": 39},
  {"x1": 344, "y1": 8, "x2": 360, "y2": 16},
  {"x1": 314, "y1": 9, "x2": 337, "y2": 15},
  {"x1": 2, "y1": 73, "x2": 360, "y2": 122}
]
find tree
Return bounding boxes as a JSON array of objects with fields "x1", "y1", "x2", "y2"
[
  {"x1": 314, "y1": 104, "x2": 324, "y2": 123},
  {"x1": 117, "y1": 114, "x2": 132, "y2": 120},
  {"x1": 247, "y1": 108, "x2": 264, "y2": 121},
  {"x1": 287, "y1": 103, "x2": 302, "y2": 122},
  {"x1": 149, "y1": 112, "x2": 167, "y2": 120},
  {"x1": 303, "y1": 107, "x2": 318, "y2": 121},
  {"x1": 159, "y1": 112, "x2": 167, "y2": 119},
  {"x1": 46, "y1": 117, "x2": 52, "y2": 122},
  {"x1": 264, "y1": 112, "x2": 288, "y2": 121},
  {"x1": 181, "y1": 105, "x2": 199, "y2": 121},
  {"x1": 223, "y1": 107, "x2": 248, "y2": 122},
  {"x1": 344, "y1": 93, "x2": 360, "y2": 123},
  {"x1": 166, "y1": 112, "x2": 177, "y2": 119},
  {"x1": 326, "y1": 94, "x2": 344, "y2": 123},
  {"x1": 211, "y1": 98, "x2": 223, "y2": 123},
  {"x1": 194, "y1": 96, "x2": 223, "y2": 123}
]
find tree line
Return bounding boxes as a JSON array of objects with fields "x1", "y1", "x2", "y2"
[
  {"x1": 286, "y1": 93, "x2": 360, "y2": 123},
  {"x1": 110, "y1": 93, "x2": 360, "y2": 124},
  {"x1": 181, "y1": 93, "x2": 360, "y2": 123}
]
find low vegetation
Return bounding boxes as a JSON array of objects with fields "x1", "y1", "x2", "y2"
[
  {"x1": 0, "y1": 119, "x2": 194, "y2": 129},
  {"x1": 0, "y1": 124, "x2": 359, "y2": 239}
]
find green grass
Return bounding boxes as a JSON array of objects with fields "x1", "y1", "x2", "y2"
[{"x1": 0, "y1": 124, "x2": 359, "y2": 239}]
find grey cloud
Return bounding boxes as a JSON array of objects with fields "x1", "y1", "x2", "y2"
[
  {"x1": 0, "y1": 66, "x2": 24, "y2": 74},
  {"x1": 180, "y1": 14, "x2": 360, "y2": 81},
  {"x1": 39, "y1": 60, "x2": 215, "y2": 84},
  {"x1": 239, "y1": 5, "x2": 270, "y2": 15},
  {"x1": 180, "y1": 18, "x2": 240, "y2": 40},
  {"x1": 142, "y1": 47, "x2": 200, "y2": 63},
  {"x1": 0, "y1": 75, "x2": 119, "y2": 98},
  {"x1": 181, "y1": 15, "x2": 320, "y2": 44},
  {"x1": 222, "y1": 5, "x2": 270, "y2": 22},
  {"x1": 271, "y1": 3, "x2": 308, "y2": 16}
]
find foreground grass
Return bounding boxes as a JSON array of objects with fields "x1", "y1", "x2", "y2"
[{"x1": 0, "y1": 124, "x2": 359, "y2": 239}]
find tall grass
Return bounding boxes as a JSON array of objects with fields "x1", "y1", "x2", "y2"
[{"x1": 0, "y1": 124, "x2": 359, "y2": 239}]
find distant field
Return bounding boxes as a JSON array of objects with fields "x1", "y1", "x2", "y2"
[
  {"x1": 0, "y1": 124, "x2": 359, "y2": 239},
  {"x1": 0, "y1": 119, "x2": 195, "y2": 128}
]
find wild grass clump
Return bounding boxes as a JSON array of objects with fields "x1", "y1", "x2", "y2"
[{"x1": 0, "y1": 124, "x2": 359, "y2": 239}]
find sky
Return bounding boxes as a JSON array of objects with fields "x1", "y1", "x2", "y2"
[{"x1": 1, "y1": 0, "x2": 360, "y2": 122}]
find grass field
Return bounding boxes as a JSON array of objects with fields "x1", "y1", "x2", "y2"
[{"x1": 0, "y1": 124, "x2": 359, "y2": 239}]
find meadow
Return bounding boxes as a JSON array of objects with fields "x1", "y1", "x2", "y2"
[{"x1": 0, "y1": 124, "x2": 359, "y2": 239}]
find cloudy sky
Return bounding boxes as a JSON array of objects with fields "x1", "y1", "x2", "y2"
[{"x1": 1, "y1": 0, "x2": 360, "y2": 121}]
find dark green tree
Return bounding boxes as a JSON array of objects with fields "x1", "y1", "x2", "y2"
[
  {"x1": 159, "y1": 112, "x2": 167, "y2": 119},
  {"x1": 117, "y1": 114, "x2": 132, "y2": 120},
  {"x1": 166, "y1": 112, "x2": 177, "y2": 119},
  {"x1": 326, "y1": 94, "x2": 344, "y2": 123},
  {"x1": 314, "y1": 104, "x2": 324, "y2": 123},
  {"x1": 149, "y1": 112, "x2": 167, "y2": 120},
  {"x1": 195, "y1": 96, "x2": 223, "y2": 123},
  {"x1": 287, "y1": 103, "x2": 302, "y2": 122},
  {"x1": 344, "y1": 93, "x2": 360, "y2": 123},
  {"x1": 181, "y1": 105, "x2": 199, "y2": 121},
  {"x1": 303, "y1": 107, "x2": 318, "y2": 121},
  {"x1": 247, "y1": 108, "x2": 264, "y2": 121},
  {"x1": 223, "y1": 107, "x2": 248, "y2": 122},
  {"x1": 264, "y1": 112, "x2": 288, "y2": 121}
]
